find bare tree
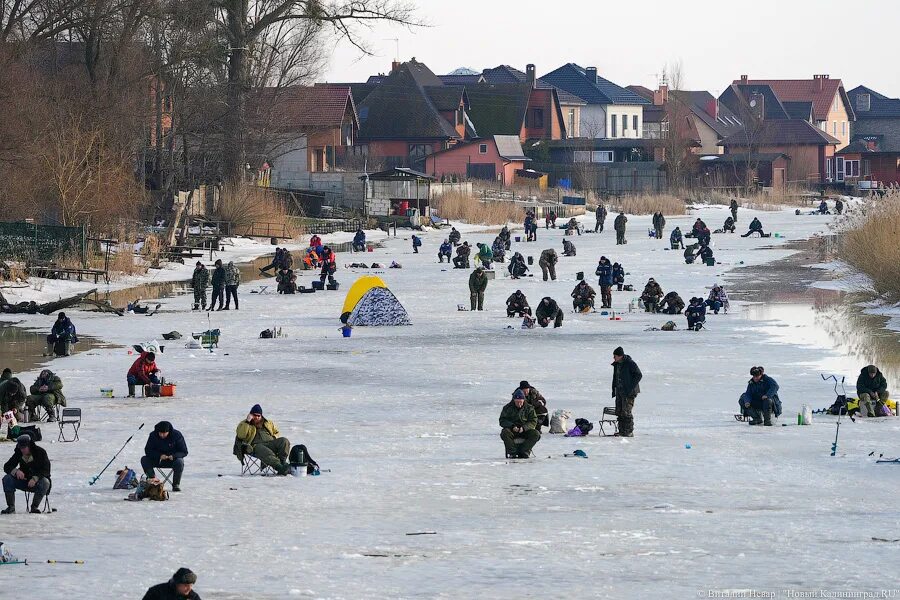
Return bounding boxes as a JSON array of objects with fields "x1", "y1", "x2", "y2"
[{"x1": 659, "y1": 61, "x2": 697, "y2": 192}]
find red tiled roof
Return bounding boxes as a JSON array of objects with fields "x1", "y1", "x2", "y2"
[
  {"x1": 249, "y1": 86, "x2": 357, "y2": 130},
  {"x1": 732, "y1": 78, "x2": 843, "y2": 121}
]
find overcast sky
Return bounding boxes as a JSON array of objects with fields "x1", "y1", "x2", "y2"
[{"x1": 322, "y1": 0, "x2": 896, "y2": 97}]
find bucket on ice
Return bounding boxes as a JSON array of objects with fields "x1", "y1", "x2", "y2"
[
  {"x1": 514, "y1": 236, "x2": 521, "y2": 242},
  {"x1": 101, "y1": 388, "x2": 113, "y2": 398},
  {"x1": 291, "y1": 465, "x2": 308, "y2": 477},
  {"x1": 341, "y1": 325, "x2": 352, "y2": 338}
]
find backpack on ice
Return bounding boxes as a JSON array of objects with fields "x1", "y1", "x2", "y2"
[
  {"x1": 566, "y1": 418, "x2": 593, "y2": 436},
  {"x1": 114, "y1": 467, "x2": 139, "y2": 489},
  {"x1": 126, "y1": 477, "x2": 168, "y2": 501}
]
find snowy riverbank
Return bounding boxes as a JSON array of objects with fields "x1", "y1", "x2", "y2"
[{"x1": 2, "y1": 206, "x2": 899, "y2": 599}]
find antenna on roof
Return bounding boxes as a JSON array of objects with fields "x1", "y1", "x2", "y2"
[{"x1": 383, "y1": 38, "x2": 400, "y2": 61}]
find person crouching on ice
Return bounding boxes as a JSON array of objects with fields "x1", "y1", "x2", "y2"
[{"x1": 499, "y1": 390, "x2": 540, "y2": 459}]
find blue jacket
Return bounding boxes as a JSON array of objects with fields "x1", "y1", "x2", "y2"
[
  {"x1": 144, "y1": 423, "x2": 188, "y2": 463},
  {"x1": 51, "y1": 318, "x2": 77, "y2": 342},
  {"x1": 670, "y1": 229, "x2": 682, "y2": 243},
  {"x1": 744, "y1": 375, "x2": 779, "y2": 408},
  {"x1": 353, "y1": 231, "x2": 365, "y2": 245},
  {"x1": 685, "y1": 303, "x2": 706, "y2": 320},
  {"x1": 439, "y1": 242, "x2": 452, "y2": 255},
  {"x1": 611, "y1": 264, "x2": 625, "y2": 284},
  {"x1": 412, "y1": 235, "x2": 422, "y2": 247},
  {"x1": 595, "y1": 261, "x2": 613, "y2": 286}
]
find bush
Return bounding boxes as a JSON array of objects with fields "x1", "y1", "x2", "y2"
[
  {"x1": 607, "y1": 193, "x2": 686, "y2": 215},
  {"x1": 840, "y1": 194, "x2": 900, "y2": 299},
  {"x1": 432, "y1": 191, "x2": 522, "y2": 225},
  {"x1": 217, "y1": 185, "x2": 296, "y2": 237}
]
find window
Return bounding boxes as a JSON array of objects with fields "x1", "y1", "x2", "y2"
[
  {"x1": 568, "y1": 109, "x2": 576, "y2": 137},
  {"x1": 826, "y1": 158, "x2": 833, "y2": 180},
  {"x1": 856, "y1": 93, "x2": 871, "y2": 112},
  {"x1": 574, "y1": 151, "x2": 592, "y2": 163},
  {"x1": 842, "y1": 121, "x2": 846, "y2": 136},
  {"x1": 611, "y1": 114, "x2": 618, "y2": 137},
  {"x1": 478, "y1": 143, "x2": 488, "y2": 154},
  {"x1": 592, "y1": 151, "x2": 614, "y2": 163},
  {"x1": 633, "y1": 115, "x2": 638, "y2": 132},
  {"x1": 833, "y1": 121, "x2": 837, "y2": 136},
  {"x1": 833, "y1": 96, "x2": 839, "y2": 112},
  {"x1": 408, "y1": 144, "x2": 433, "y2": 160},
  {"x1": 532, "y1": 108, "x2": 544, "y2": 129},
  {"x1": 862, "y1": 159, "x2": 870, "y2": 176},
  {"x1": 845, "y1": 159, "x2": 860, "y2": 177}
]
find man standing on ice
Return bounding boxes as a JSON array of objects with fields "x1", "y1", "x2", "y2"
[
  {"x1": 499, "y1": 390, "x2": 540, "y2": 459},
  {"x1": 611, "y1": 347, "x2": 641, "y2": 437},
  {"x1": 614, "y1": 212, "x2": 627, "y2": 245},
  {"x1": 190, "y1": 262, "x2": 209, "y2": 311},
  {"x1": 235, "y1": 404, "x2": 291, "y2": 475}
]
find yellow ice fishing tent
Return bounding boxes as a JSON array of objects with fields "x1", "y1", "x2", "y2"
[{"x1": 340, "y1": 275, "x2": 411, "y2": 326}]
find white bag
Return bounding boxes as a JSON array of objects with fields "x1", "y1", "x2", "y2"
[{"x1": 801, "y1": 404, "x2": 813, "y2": 425}]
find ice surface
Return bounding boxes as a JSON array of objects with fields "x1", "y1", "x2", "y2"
[{"x1": 2, "y1": 207, "x2": 899, "y2": 599}]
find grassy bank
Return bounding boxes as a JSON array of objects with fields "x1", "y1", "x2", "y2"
[
  {"x1": 841, "y1": 193, "x2": 900, "y2": 299},
  {"x1": 432, "y1": 192, "x2": 522, "y2": 225}
]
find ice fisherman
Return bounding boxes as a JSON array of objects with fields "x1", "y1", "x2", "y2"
[
  {"x1": 499, "y1": 390, "x2": 540, "y2": 459},
  {"x1": 25, "y1": 369, "x2": 64, "y2": 422},
  {"x1": 1, "y1": 434, "x2": 50, "y2": 514},
  {"x1": 46, "y1": 312, "x2": 77, "y2": 357},
  {"x1": 234, "y1": 404, "x2": 292, "y2": 476},
  {"x1": 141, "y1": 421, "x2": 188, "y2": 492},
  {"x1": 611, "y1": 346, "x2": 642, "y2": 437}
]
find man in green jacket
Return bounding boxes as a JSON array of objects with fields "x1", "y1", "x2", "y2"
[
  {"x1": 191, "y1": 262, "x2": 209, "y2": 311},
  {"x1": 499, "y1": 390, "x2": 540, "y2": 458},
  {"x1": 25, "y1": 370, "x2": 65, "y2": 422},
  {"x1": 0, "y1": 375, "x2": 26, "y2": 421},
  {"x1": 515, "y1": 380, "x2": 548, "y2": 432},
  {"x1": 234, "y1": 404, "x2": 291, "y2": 475},
  {"x1": 856, "y1": 364, "x2": 890, "y2": 417},
  {"x1": 611, "y1": 346, "x2": 642, "y2": 437},
  {"x1": 468, "y1": 267, "x2": 488, "y2": 311}
]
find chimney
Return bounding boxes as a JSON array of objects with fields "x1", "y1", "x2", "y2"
[
  {"x1": 526, "y1": 64, "x2": 536, "y2": 88},
  {"x1": 706, "y1": 98, "x2": 719, "y2": 120},
  {"x1": 586, "y1": 67, "x2": 598, "y2": 83},
  {"x1": 391, "y1": 60, "x2": 401, "y2": 73},
  {"x1": 653, "y1": 84, "x2": 668, "y2": 106},
  {"x1": 814, "y1": 74, "x2": 829, "y2": 91},
  {"x1": 740, "y1": 74, "x2": 748, "y2": 85}
]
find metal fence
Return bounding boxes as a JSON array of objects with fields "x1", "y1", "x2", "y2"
[{"x1": 0, "y1": 221, "x2": 86, "y2": 264}]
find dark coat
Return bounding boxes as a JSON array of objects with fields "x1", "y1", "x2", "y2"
[
  {"x1": 611, "y1": 264, "x2": 625, "y2": 284},
  {"x1": 353, "y1": 231, "x2": 366, "y2": 245},
  {"x1": 4, "y1": 441, "x2": 51, "y2": 481},
  {"x1": 685, "y1": 302, "x2": 706, "y2": 320},
  {"x1": 614, "y1": 214, "x2": 627, "y2": 231},
  {"x1": 660, "y1": 292, "x2": 684, "y2": 313},
  {"x1": 456, "y1": 244, "x2": 471, "y2": 258},
  {"x1": 596, "y1": 205, "x2": 607, "y2": 220},
  {"x1": 448, "y1": 229, "x2": 461, "y2": 243},
  {"x1": 745, "y1": 375, "x2": 779, "y2": 410},
  {"x1": 611, "y1": 355, "x2": 642, "y2": 399},
  {"x1": 857, "y1": 367, "x2": 888, "y2": 396},
  {"x1": 211, "y1": 266, "x2": 226, "y2": 288},
  {"x1": 191, "y1": 266, "x2": 209, "y2": 290},
  {"x1": 670, "y1": 229, "x2": 682, "y2": 244},
  {"x1": 596, "y1": 260, "x2": 613, "y2": 286},
  {"x1": 144, "y1": 424, "x2": 189, "y2": 463},
  {"x1": 29, "y1": 371, "x2": 65, "y2": 406},
  {"x1": 749, "y1": 218, "x2": 762, "y2": 231},
  {"x1": 535, "y1": 298, "x2": 560, "y2": 322},
  {"x1": 571, "y1": 282, "x2": 595, "y2": 300},
  {"x1": 468, "y1": 270, "x2": 488, "y2": 293},
  {"x1": 506, "y1": 291, "x2": 529, "y2": 309},
  {"x1": 142, "y1": 581, "x2": 201, "y2": 600},
  {"x1": 439, "y1": 242, "x2": 453, "y2": 256},
  {"x1": 499, "y1": 400, "x2": 538, "y2": 431},
  {"x1": 51, "y1": 317, "x2": 77, "y2": 341}
]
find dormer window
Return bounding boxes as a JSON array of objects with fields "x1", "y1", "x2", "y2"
[
  {"x1": 479, "y1": 144, "x2": 488, "y2": 154},
  {"x1": 856, "y1": 93, "x2": 871, "y2": 112}
]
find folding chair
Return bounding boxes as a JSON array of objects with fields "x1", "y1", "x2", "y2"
[
  {"x1": 57, "y1": 408, "x2": 81, "y2": 442},
  {"x1": 24, "y1": 488, "x2": 53, "y2": 514},
  {"x1": 241, "y1": 454, "x2": 274, "y2": 476},
  {"x1": 30, "y1": 404, "x2": 60, "y2": 423},
  {"x1": 155, "y1": 467, "x2": 174, "y2": 487},
  {"x1": 598, "y1": 407, "x2": 619, "y2": 436}
]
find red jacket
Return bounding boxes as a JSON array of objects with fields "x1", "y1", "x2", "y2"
[
  {"x1": 309, "y1": 235, "x2": 322, "y2": 248},
  {"x1": 127, "y1": 352, "x2": 158, "y2": 384}
]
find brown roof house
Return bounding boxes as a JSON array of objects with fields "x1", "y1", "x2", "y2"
[
  {"x1": 248, "y1": 85, "x2": 358, "y2": 188},
  {"x1": 355, "y1": 59, "x2": 472, "y2": 170},
  {"x1": 424, "y1": 135, "x2": 531, "y2": 185}
]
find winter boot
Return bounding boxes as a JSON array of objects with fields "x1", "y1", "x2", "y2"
[
  {"x1": 763, "y1": 410, "x2": 773, "y2": 426},
  {"x1": 127, "y1": 384, "x2": 136, "y2": 397},
  {"x1": 1, "y1": 491, "x2": 15, "y2": 514},
  {"x1": 30, "y1": 493, "x2": 45, "y2": 513}
]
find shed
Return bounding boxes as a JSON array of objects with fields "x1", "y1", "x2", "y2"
[{"x1": 361, "y1": 168, "x2": 435, "y2": 217}]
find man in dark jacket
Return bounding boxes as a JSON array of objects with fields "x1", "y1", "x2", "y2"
[
  {"x1": 652, "y1": 212, "x2": 666, "y2": 239},
  {"x1": 453, "y1": 242, "x2": 471, "y2": 269},
  {"x1": 353, "y1": 229, "x2": 366, "y2": 252},
  {"x1": 0, "y1": 375, "x2": 27, "y2": 420},
  {"x1": 210, "y1": 260, "x2": 226, "y2": 311},
  {"x1": 659, "y1": 291, "x2": 685, "y2": 315},
  {"x1": 596, "y1": 256, "x2": 613, "y2": 308},
  {"x1": 595, "y1": 204, "x2": 607, "y2": 233},
  {"x1": 640, "y1": 278, "x2": 664, "y2": 313},
  {"x1": 448, "y1": 227, "x2": 461, "y2": 246},
  {"x1": 508, "y1": 252, "x2": 528, "y2": 279},
  {"x1": 571, "y1": 280, "x2": 596, "y2": 313},
  {"x1": 740, "y1": 366, "x2": 778, "y2": 425},
  {"x1": 611, "y1": 347, "x2": 642, "y2": 437},
  {"x1": 142, "y1": 567, "x2": 200, "y2": 600},
  {"x1": 614, "y1": 212, "x2": 627, "y2": 245},
  {"x1": 835, "y1": 198, "x2": 844, "y2": 215},
  {"x1": 539, "y1": 248, "x2": 558, "y2": 281},
  {"x1": 46, "y1": 312, "x2": 77, "y2": 356},
  {"x1": 685, "y1": 297, "x2": 706, "y2": 331},
  {"x1": 730, "y1": 198, "x2": 739, "y2": 222},
  {"x1": 516, "y1": 381, "x2": 548, "y2": 432},
  {"x1": 506, "y1": 290, "x2": 531, "y2": 317},
  {"x1": 468, "y1": 267, "x2": 488, "y2": 311},
  {"x1": 190, "y1": 262, "x2": 209, "y2": 311},
  {"x1": 670, "y1": 227, "x2": 684, "y2": 250},
  {"x1": 612, "y1": 262, "x2": 625, "y2": 291},
  {"x1": 562, "y1": 238, "x2": 576, "y2": 257},
  {"x1": 2, "y1": 434, "x2": 50, "y2": 514},
  {"x1": 141, "y1": 421, "x2": 189, "y2": 491},
  {"x1": 536, "y1": 297, "x2": 564, "y2": 328},
  {"x1": 499, "y1": 390, "x2": 540, "y2": 459},
  {"x1": 741, "y1": 217, "x2": 766, "y2": 237},
  {"x1": 723, "y1": 216, "x2": 736, "y2": 233},
  {"x1": 856, "y1": 365, "x2": 889, "y2": 418},
  {"x1": 25, "y1": 369, "x2": 65, "y2": 422}
]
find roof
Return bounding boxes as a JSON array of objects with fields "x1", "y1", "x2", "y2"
[
  {"x1": 734, "y1": 77, "x2": 852, "y2": 121},
  {"x1": 548, "y1": 138, "x2": 674, "y2": 150},
  {"x1": 627, "y1": 85, "x2": 654, "y2": 102},
  {"x1": 836, "y1": 140, "x2": 876, "y2": 155},
  {"x1": 847, "y1": 85, "x2": 900, "y2": 119},
  {"x1": 702, "y1": 152, "x2": 790, "y2": 164},
  {"x1": 249, "y1": 86, "x2": 357, "y2": 131},
  {"x1": 540, "y1": 63, "x2": 650, "y2": 106},
  {"x1": 356, "y1": 60, "x2": 461, "y2": 141},
  {"x1": 670, "y1": 90, "x2": 743, "y2": 138},
  {"x1": 317, "y1": 82, "x2": 377, "y2": 106},
  {"x1": 784, "y1": 101, "x2": 814, "y2": 120},
  {"x1": 720, "y1": 119, "x2": 840, "y2": 147},
  {"x1": 362, "y1": 167, "x2": 435, "y2": 181},
  {"x1": 480, "y1": 65, "x2": 585, "y2": 105},
  {"x1": 719, "y1": 84, "x2": 792, "y2": 120},
  {"x1": 493, "y1": 135, "x2": 530, "y2": 161},
  {"x1": 439, "y1": 73, "x2": 484, "y2": 85},
  {"x1": 463, "y1": 83, "x2": 531, "y2": 137}
]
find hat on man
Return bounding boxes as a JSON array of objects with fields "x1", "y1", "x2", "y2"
[
  {"x1": 518, "y1": 381, "x2": 531, "y2": 390},
  {"x1": 16, "y1": 434, "x2": 31, "y2": 447},
  {"x1": 512, "y1": 390, "x2": 526, "y2": 400},
  {"x1": 613, "y1": 347, "x2": 625, "y2": 357},
  {"x1": 250, "y1": 404, "x2": 263, "y2": 415}
]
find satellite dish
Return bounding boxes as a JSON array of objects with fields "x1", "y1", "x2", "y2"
[{"x1": 749, "y1": 99, "x2": 757, "y2": 108}]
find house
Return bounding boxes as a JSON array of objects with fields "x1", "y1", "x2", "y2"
[
  {"x1": 355, "y1": 60, "x2": 472, "y2": 170},
  {"x1": 540, "y1": 64, "x2": 650, "y2": 139},
  {"x1": 698, "y1": 153, "x2": 791, "y2": 189},
  {"x1": 719, "y1": 120, "x2": 839, "y2": 186},
  {"x1": 481, "y1": 65, "x2": 586, "y2": 137},
  {"x1": 840, "y1": 86, "x2": 900, "y2": 185},
  {"x1": 460, "y1": 65, "x2": 566, "y2": 143},
  {"x1": 730, "y1": 75, "x2": 855, "y2": 149},
  {"x1": 424, "y1": 135, "x2": 531, "y2": 185},
  {"x1": 248, "y1": 85, "x2": 359, "y2": 188}
]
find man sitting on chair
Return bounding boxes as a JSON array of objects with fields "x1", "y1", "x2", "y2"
[
  {"x1": 499, "y1": 390, "x2": 540, "y2": 459},
  {"x1": 1, "y1": 434, "x2": 50, "y2": 514},
  {"x1": 25, "y1": 370, "x2": 65, "y2": 422},
  {"x1": 141, "y1": 421, "x2": 188, "y2": 492},
  {"x1": 127, "y1": 351, "x2": 160, "y2": 397},
  {"x1": 235, "y1": 404, "x2": 291, "y2": 475}
]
